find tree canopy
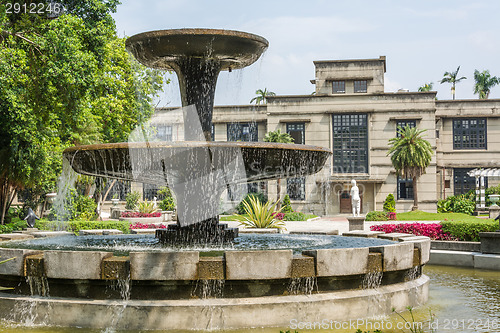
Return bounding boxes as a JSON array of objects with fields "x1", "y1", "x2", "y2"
[
  {"x1": 0, "y1": 0, "x2": 165, "y2": 223},
  {"x1": 440, "y1": 66, "x2": 466, "y2": 100},
  {"x1": 473, "y1": 69, "x2": 499, "y2": 99},
  {"x1": 250, "y1": 88, "x2": 276, "y2": 105}
]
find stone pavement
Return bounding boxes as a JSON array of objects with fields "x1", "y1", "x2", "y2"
[{"x1": 224, "y1": 215, "x2": 442, "y2": 235}]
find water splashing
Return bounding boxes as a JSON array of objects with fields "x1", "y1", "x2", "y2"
[
  {"x1": 362, "y1": 271, "x2": 383, "y2": 289},
  {"x1": 287, "y1": 276, "x2": 317, "y2": 295}
]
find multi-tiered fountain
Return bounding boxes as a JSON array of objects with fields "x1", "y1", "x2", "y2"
[
  {"x1": 0, "y1": 29, "x2": 430, "y2": 331},
  {"x1": 63, "y1": 28, "x2": 331, "y2": 245}
]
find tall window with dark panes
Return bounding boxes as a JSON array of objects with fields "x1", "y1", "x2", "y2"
[
  {"x1": 394, "y1": 120, "x2": 417, "y2": 195},
  {"x1": 104, "y1": 180, "x2": 131, "y2": 201},
  {"x1": 287, "y1": 177, "x2": 305, "y2": 201},
  {"x1": 332, "y1": 81, "x2": 345, "y2": 94},
  {"x1": 396, "y1": 120, "x2": 416, "y2": 137},
  {"x1": 354, "y1": 80, "x2": 367, "y2": 93},
  {"x1": 156, "y1": 125, "x2": 172, "y2": 141},
  {"x1": 453, "y1": 168, "x2": 487, "y2": 195},
  {"x1": 332, "y1": 114, "x2": 368, "y2": 173},
  {"x1": 286, "y1": 123, "x2": 305, "y2": 145},
  {"x1": 397, "y1": 177, "x2": 414, "y2": 200},
  {"x1": 227, "y1": 122, "x2": 258, "y2": 142},
  {"x1": 453, "y1": 118, "x2": 487, "y2": 149}
]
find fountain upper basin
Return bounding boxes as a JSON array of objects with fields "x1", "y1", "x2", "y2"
[
  {"x1": 63, "y1": 141, "x2": 332, "y2": 185},
  {"x1": 125, "y1": 28, "x2": 269, "y2": 71}
]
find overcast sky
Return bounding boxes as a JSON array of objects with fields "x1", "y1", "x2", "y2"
[{"x1": 112, "y1": 0, "x2": 500, "y2": 107}]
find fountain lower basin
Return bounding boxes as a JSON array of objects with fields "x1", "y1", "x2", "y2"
[{"x1": 0, "y1": 233, "x2": 430, "y2": 330}]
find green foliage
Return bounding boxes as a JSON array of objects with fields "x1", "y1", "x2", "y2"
[
  {"x1": 365, "y1": 211, "x2": 388, "y2": 221},
  {"x1": 264, "y1": 129, "x2": 294, "y2": 144},
  {"x1": 417, "y1": 82, "x2": 433, "y2": 92},
  {"x1": 37, "y1": 219, "x2": 131, "y2": 234},
  {"x1": 48, "y1": 189, "x2": 96, "y2": 221},
  {"x1": 125, "y1": 191, "x2": 141, "y2": 210},
  {"x1": 441, "y1": 220, "x2": 498, "y2": 241},
  {"x1": 0, "y1": 1, "x2": 165, "y2": 223},
  {"x1": 73, "y1": 194, "x2": 97, "y2": 220},
  {"x1": 157, "y1": 187, "x2": 176, "y2": 211},
  {"x1": 383, "y1": 194, "x2": 396, "y2": 213},
  {"x1": 237, "y1": 196, "x2": 285, "y2": 229},
  {"x1": 437, "y1": 193, "x2": 475, "y2": 215},
  {"x1": 236, "y1": 192, "x2": 268, "y2": 215},
  {"x1": 0, "y1": 218, "x2": 26, "y2": 234},
  {"x1": 281, "y1": 194, "x2": 294, "y2": 213},
  {"x1": 250, "y1": 88, "x2": 276, "y2": 105},
  {"x1": 283, "y1": 211, "x2": 306, "y2": 221},
  {"x1": 473, "y1": 69, "x2": 500, "y2": 99},
  {"x1": 137, "y1": 200, "x2": 158, "y2": 214},
  {"x1": 440, "y1": 65, "x2": 466, "y2": 100}
]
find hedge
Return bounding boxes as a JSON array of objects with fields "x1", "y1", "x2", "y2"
[
  {"x1": 441, "y1": 220, "x2": 498, "y2": 242},
  {"x1": 36, "y1": 220, "x2": 132, "y2": 234}
]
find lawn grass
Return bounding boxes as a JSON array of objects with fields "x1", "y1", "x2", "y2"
[{"x1": 396, "y1": 210, "x2": 494, "y2": 222}]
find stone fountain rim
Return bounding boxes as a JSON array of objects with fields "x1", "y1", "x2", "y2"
[
  {"x1": 125, "y1": 28, "x2": 269, "y2": 71},
  {"x1": 63, "y1": 141, "x2": 333, "y2": 154},
  {"x1": 126, "y1": 28, "x2": 269, "y2": 46}
]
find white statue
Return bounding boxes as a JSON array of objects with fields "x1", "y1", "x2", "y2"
[{"x1": 350, "y1": 179, "x2": 360, "y2": 217}]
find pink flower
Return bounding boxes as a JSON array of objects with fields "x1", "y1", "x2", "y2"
[{"x1": 370, "y1": 222, "x2": 452, "y2": 240}]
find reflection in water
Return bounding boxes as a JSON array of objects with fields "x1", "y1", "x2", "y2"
[{"x1": 0, "y1": 265, "x2": 498, "y2": 333}]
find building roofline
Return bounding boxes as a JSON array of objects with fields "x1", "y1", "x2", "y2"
[
  {"x1": 436, "y1": 98, "x2": 500, "y2": 104},
  {"x1": 313, "y1": 56, "x2": 386, "y2": 72}
]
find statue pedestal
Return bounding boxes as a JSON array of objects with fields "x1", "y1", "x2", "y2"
[
  {"x1": 488, "y1": 205, "x2": 500, "y2": 219},
  {"x1": 110, "y1": 207, "x2": 121, "y2": 219},
  {"x1": 347, "y1": 216, "x2": 365, "y2": 231}
]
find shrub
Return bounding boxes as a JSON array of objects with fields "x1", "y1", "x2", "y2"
[
  {"x1": 441, "y1": 220, "x2": 498, "y2": 241},
  {"x1": 485, "y1": 185, "x2": 500, "y2": 207},
  {"x1": 236, "y1": 192, "x2": 268, "y2": 215},
  {"x1": 383, "y1": 194, "x2": 396, "y2": 213},
  {"x1": 281, "y1": 194, "x2": 294, "y2": 213},
  {"x1": 37, "y1": 219, "x2": 132, "y2": 234},
  {"x1": 365, "y1": 211, "x2": 388, "y2": 221},
  {"x1": 48, "y1": 189, "x2": 96, "y2": 221},
  {"x1": 237, "y1": 196, "x2": 285, "y2": 229},
  {"x1": 157, "y1": 187, "x2": 175, "y2": 211},
  {"x1": 370, "y1": 222, "x2": 453, "y2": 240},
  {"x1": 283, "y1": 212, "x2": 306, "y2": 221},
  {"x1": 137, "y1": 200, "x2": 159, "y2": 214},
  {"x1": 125, "y1": 191, "x2": 141, "y2": 210},
  {"x1": 438, "y1": 194, "x2": 475, "y2": 215}
]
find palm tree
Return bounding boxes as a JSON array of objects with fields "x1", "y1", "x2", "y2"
[
  {"x1": 264, "y1": 129, "x2": 294, "y2": 209},
  {"x1": 250, "y1": 88, "x2": 276, "y2": 105},
  {"x1": 418, "y1": 82, "x2": 433, "y2": 92},
  {"x1": 387, "y1": 125, "x2": 433, "y2": 211},
  {"x1": 440, "y1": 66, "x2": 466, "y2": 100},
  {"x1": 473, "y1": 69, "x2": 500, "y2": 99}
]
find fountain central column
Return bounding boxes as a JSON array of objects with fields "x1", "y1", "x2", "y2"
[{"x1": 170, "y1": 57, "x2": 221, "y2": 142}]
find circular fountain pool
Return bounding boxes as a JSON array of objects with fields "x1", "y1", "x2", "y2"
[{"x1": 0, "y1": 234, "x2": 395, "y2": 255}]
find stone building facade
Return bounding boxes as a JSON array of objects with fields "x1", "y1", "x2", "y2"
[
  {"x1": 74, "y1": 56, "x2": 500, "y2": 216},
  {"x1": 205, "y1": 56, "x2": 500, "y2": 215}
]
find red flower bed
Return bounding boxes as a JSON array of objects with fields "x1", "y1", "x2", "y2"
[
  {"x1": 272, "y1": 212, "x2": 285, "y2": 220},
  {"x1": 130, "y1": 222, "x2": 167, "y2": 229},
  {"x1": 120, "y1": 211, "x2": 161, "y2": 218},
  {"x1": 370, "y1": 222, "x2": 454, "y2": 240}
]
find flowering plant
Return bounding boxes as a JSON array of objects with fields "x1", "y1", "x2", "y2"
[
  {"x1": 370, "y1": 222, "x2": 454, "y2": 240},
  {"x1": 387, "y1": 212, "x2": 397, "y2": 220},
  {"x1": 121, "y1": 211, "x2": 161, "y2": 218},
  {"x1": 272, "y1": 212, "x2": 285, "y2": 220},
  {"x1": 129, "y1": 223, "x2": 167, "y2": 229}
]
